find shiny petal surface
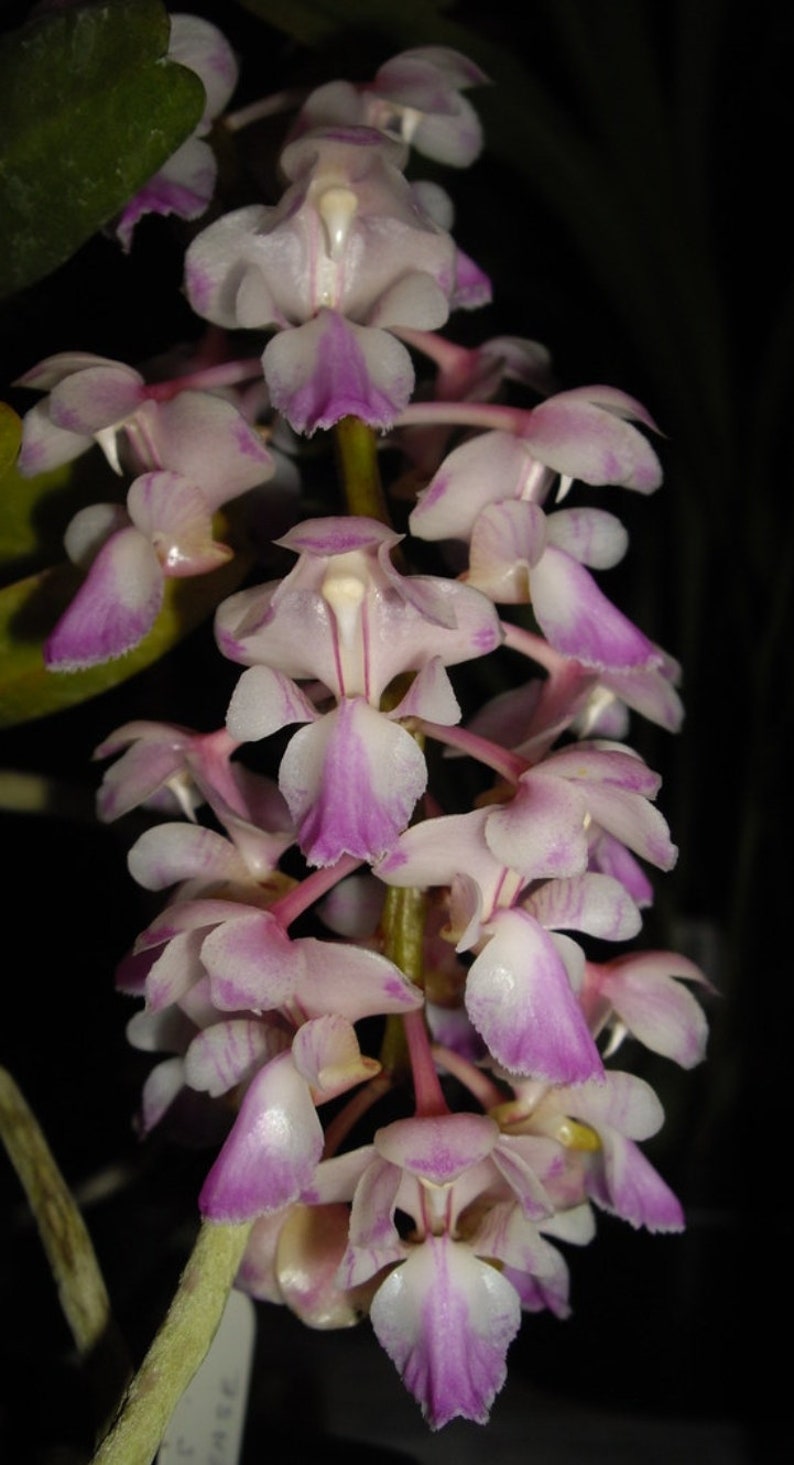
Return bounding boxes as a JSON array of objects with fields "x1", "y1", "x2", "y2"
[
  {"x1": 199, "y1": 1055, "x2": 323, "y2": 1220},
  {"x1": 128, "y1": 471, "x2": 231, "y2": 577}
]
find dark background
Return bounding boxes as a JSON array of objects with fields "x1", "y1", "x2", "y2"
[{"x1": 0, "y1": 2, "x2": 790, "y2": 1460}]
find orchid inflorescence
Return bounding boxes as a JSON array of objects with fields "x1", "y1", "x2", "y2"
[{"x1": 18, "y1": 21, "x2": 710, "y2": 1434}]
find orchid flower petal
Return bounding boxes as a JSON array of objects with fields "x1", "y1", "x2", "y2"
[
  {"x1": 410, "y1": 431, "x2": 535, "y2": 542},
  {"x1": 466, "y1": 500, "x2": 548, "y2": 602},
  {"x1": 472, "y1": 1200, "x2": 562, "y2": 1280},
  {"x1": 47, "y1": 364, "x2": 143, "y2": 435},
  {"x1": 184, "y1": 1019, "x2": 285, "y2": 1096},
  {"x1": 529, "y1": 545, "x2": 660, "y2": 670},
  {"x1": 596, "y1": 951, "x2": 710, "y2": 1067},
  {"x1": 184, "y1": 205, "x2": 272, "y2": 326},
  {"x1": 293, "y1": 940, "x2": 423, "y2": 1022},
  {"x1": 127, "y1": 472, "x2": 232, "y2": 577},
  {"x1": 588, "y1": 1131, "x2": 685, "y2": 1232},
  {"x1": 140, "y1": 1057, "x2": 186, "y2": 1133},
  {"x1": 370, "y1": 270, "x2": 450, "y2": 330},
  {"x1": 340, "y1": 1156, "x2": 405, "y2": 1287},
  {"x1": 524, "y1": 873, "x2": 642, "y2": 942},
  {"x1": 18, "y1": 400, "x2": 94, "y2": 475},
  {"x1": 44, "y1": 526, "x2": 162, "y2": 669},
  {"x1": 168, "y1": 13, "x2": 238, "y2": 125},
  {"x1": 466, "y1": 909, "x2": 603, "y2": 1082},
  {"x1": 375, "y1": 1113, "x2": 499, "y2": 1183},
  {"x1": 587, "y1": 831, "x2": 655, "y2": 906},
  {"x1": 484, "y1": 773, "x2": 590, "y2": 880},
  {"x1": 95, "y1": 723, "x2": 197, "y2": 822},
  {"x1": 153, "y1": 391, "x2": 274, "y2": 508},
  {"x1": 276, "y1": 1202, "x2": 375, "y2": 1327},
  {"x1": 63, "y1": 504, "x2": 130, "y2": 568},
  {"x1": 489, "y1": 1136, "x2": 560, "y2": 1220},
  {"x1": 370, "y1": 1236, "x2": 521, "y2": 1429},
  {"x1": 199, "y1": 1054, "x2": 323, "y2": 1221},
  {"x1": 145, "y1": 928, "x2": 207, "y2": 1011},
  {"x1": 547, "y1": 507, "x2": 629, "y2": 568},
  {"x1": 557, "y1": 1071, "x2": 664, "y2": 1141},
  {"x1": 127, "y1": 823, "x2": 244, "y2": 891},
  {"x1": 263, "y1": 311, "x2": 415, "y2": 434},
  {"x1": 292, "y1": 1015, "x2": 380, "y2": 1100},
  {"x1": 226, "y1": 665, "x2": 318, "y2": 742},
  {"x1": 525, "y1": 390, "x2": 662, "y2": 492},
  {"x1": 390, "y1": 657, "x2": 461, "y2": 724},
  {"x1": 280, "y1": 700, "x2": 427, "y2": 865},
  {"x1": 235, "y1": 1211, "x2": 289, "y2": 1304},
  {"x1": 371, "y1": 49, "x2": 486, "y2": 166},
  {"x1": 201, "y1": 911, "x2": 299, "y2": 1011}
]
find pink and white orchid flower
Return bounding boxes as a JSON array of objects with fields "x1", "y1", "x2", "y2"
[
  {"x1": 497, "y1": 1070, "x2": 685, "y2": 1233},
  {"x1": 295, "y1": 47, "x2": 488, "y2": 168},
  {"x1": 339, "y1": 1112, "x2": 578, "y2": 1428},
  {"x1": 15, "y1": 357, "x2": 275, "y2": 668},
  {"x1": 215, "y1": 515, "x2": 501, "y2": 864},
  {"x1": 184, "y1": 128, "x2": 476, "y2": 432},
  {"x1": 409, "y1": 389, "x2": 663, "y2": 670}
]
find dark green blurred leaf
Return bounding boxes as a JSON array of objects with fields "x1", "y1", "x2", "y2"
[
  {"x1": 0, "y1": 434, "x2": 126, "y2": 585},
  {"x1": 0, "y1": 404, "x2": 21, "y2": 495},
  {"x1": 0, "y1": 529, "x2": 252, "y2": 728},
  {"x1": 0, "y1": 405, "x2": 22, "y2": 481},
  {"x1": 0, "y1": 458, "x2": 77, "y2": 577},
  {"x1": 0, "y1": 0, "x2": 206, "y2": 299}
]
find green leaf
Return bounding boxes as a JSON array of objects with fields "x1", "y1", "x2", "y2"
[
  {"x1": 0, "y1": 545, "x2": 251, "y2": 729},
  {"x1": 0, "y1": 436, "x2": 128, "y2": 585},
  {"x1": 0, "y1": 0, "x2": 206, "y2": 299},
  {"x1": 0, "y1": 458, "x2": 85, "y2": 581},
  {"x1": 0, "y1": 405, "x2": 22, "y2": 481}
]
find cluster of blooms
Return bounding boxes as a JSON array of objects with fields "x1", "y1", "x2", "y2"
[{"x1": 17, "y1": 21, "x2": 709, "y2": 1430}]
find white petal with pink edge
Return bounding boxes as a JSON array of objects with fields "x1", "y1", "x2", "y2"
[
  {"x1": 199, "y1": 1054, "x2": 323, "y2": 1221},
  {"x1": 370, "y1": 1236, "x2": 521, "y2": 1428}
]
